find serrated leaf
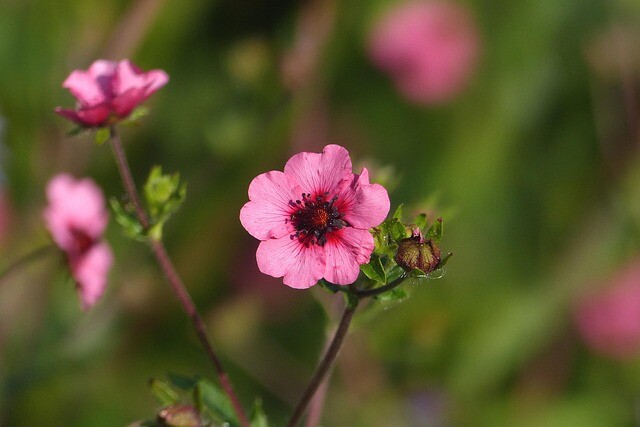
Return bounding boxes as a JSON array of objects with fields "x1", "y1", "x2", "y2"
[
  {"x1": 374, "y1": 288, "x2": 407, "y2": 302},
  {"x1": 250, "y1": 399, "x2": 269, "y2": 427},
  {"x1": 149, "y1": 379, "x2": 181, "y2": 406},
  {"x1": 360, "y1": 254, "x2": 386, "y2": 284},
  {"x1": 426, "y1": 217, "x2": 443, "y2": 242},
  {"x1": 110, "y1": 198, "x2": 146, "y2": 241},
  {"x1": 392, "y1": 204, "x2": 403, "y2": 220},
  {"x1": 194, "y1": 379, "x2": 239, "y2": 427},
  {"x1": 94, "y1": 127, "x2": 110, "y2": 145}
]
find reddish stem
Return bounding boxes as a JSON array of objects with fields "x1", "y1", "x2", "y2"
[{"x1": 108, "y1": 127, "x2": 250, "y2": 427}]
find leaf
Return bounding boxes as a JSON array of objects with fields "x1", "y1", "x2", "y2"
[
  {"x1": 414, "y1": 213, "x2": 427, "y2": 229},
  {"x1": 194, "y1": 379, "x2": 239, "y2": 427},
  {"x1": 374, "y1": 288, "x2": 407, "y2": 302},
  {"x1": 426, "y1": 217, "x2": 443, "y2": 242},
  {"x1": 94, "y1": 127, "x2": 110, "y2": 145},
  {"x1": 250, "y1": 399, "x2": 269, "y2": 427},
  {"x1": 360, "y1": 254, "x2": 386, "y2": 284},
  {"x1": 386, "y1": 265, "x2": 406, "y2": 282},
  {"x1": 110, "y1": 197, "x2": 146, "y2": 241},
  {"x1": 319, "y1": 279, "x2": 340, "y2": 294},
  {"x1": 149, "y1": 379, "x2": 181, "y2": 406},
  {"x1": 167, "y1": 373, "x2": 199, "y2": 391},
  {"x1": 121, "y1": 106, "x2": 150, "y2": 126},
  {"x1": 392, "y1": 204, "x2": 403, "y2": 220}
]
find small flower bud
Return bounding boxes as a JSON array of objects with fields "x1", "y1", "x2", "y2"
[
  {"x1": 395, "y1": 228, "x2": 442, "y2": 274},
  {"x1": 157, "y1": 404, "x2": 201, "y2": 427}
]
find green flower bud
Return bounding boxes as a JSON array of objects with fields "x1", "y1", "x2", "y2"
[
  {"x1": 394, "y1": 228, "x2": 442, "y2": 274},
  {"x1": 157, "y1": 404, "x2": 201, "y2": 427}
]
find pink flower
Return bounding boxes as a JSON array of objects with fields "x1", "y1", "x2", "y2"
[
  {"x1": 43, "y1": 174, "x2": 113, "y2": 309},
  {"x1": 240, "y1": 145, "x2": 390, "y2": 289},
  {"x1": 55, "y1": 59, "x2": 168, "y2": 127},
  {"x1": 368, "y1": 1, "x2": 480, "y2": 105},
  {"x1": 574, "y1": 259, "x2": 640, "y2": 360}
]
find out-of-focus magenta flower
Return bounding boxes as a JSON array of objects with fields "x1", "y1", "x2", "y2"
[
  {"x1": 574, "y1": 259, "x2": 640, "y2": 360},
  {"x1": 43, "y1": 174, "x2": 113, "y2": 309},
  {"x1": 368, "y1": 0, "x2": 480, "y2": 105},
  {"x1": 55, "y1": 59, "x2": 168, "y2": 127},
  {"x1": 240, "y1": 145, "x2": 390, "y2": 289}
]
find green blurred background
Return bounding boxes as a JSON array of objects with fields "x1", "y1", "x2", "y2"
[{"x1": 1, "y1": 0, "x2": 640, "y2": 425}]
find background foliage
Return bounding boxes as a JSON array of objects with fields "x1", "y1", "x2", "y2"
[{"x1": 1, "y1": 0, "x2": 640, "y2": 425}]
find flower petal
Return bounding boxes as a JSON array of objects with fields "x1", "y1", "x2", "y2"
[
  {"x1": 240, "y1": 171, "x2": 301, "y2": 240},
  {"x1": 62, "y1": 60, "x2": 117, "y2": 106},
  {"x1": 55, "y1": 104, "x2": 111, "y2": 127},
  {"x1": 284, "y1": 144, "x2": 352, "y2": 195},
  {"x1": 256, "y1": 236, "x2": 325, "y2": 289},
  {"x1": 323, "y1": 228, "x2": 374, "y2": 285},
  {"x1": 114, "y1": 59, "x2": 169, "y2": 101},
  {"x1": 337, "y1": 168, "x2": 390, "y2": 229},
  {"x1": 70, "y1": 242, "x2": 113, "y2": 310}
]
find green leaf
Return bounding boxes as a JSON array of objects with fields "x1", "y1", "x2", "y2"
[
  {"x1": 387, "y1": 265, "x2": 406, "y2": 282},
  {"x1": 110, "y1": 198, "x2": 146, "y2": 241},
  {"x1": 392, "y1": 204, "x2": 403, "y2": 220},
  {"x1": 250, "y1": 399, "x2": 269, "y2": 427},
  {"x1": 360, "y1": 254, "x2": 386, "y2": 284},
  {"x1": 94, "y1": 127, "x2": 110, "y2": 145},
  {"x1": 390, "y1": 219, "x2": 408, "y2": 241},
  {"x1": 426, "y1": 217, "x2": 443, "y2": 242},
  {"x1": 414, "y1": 213, "x2": 427, "y2": 229},
  {"x1": 143, "y1": 166, "x2": 187, "y2": 241},
  {"x1": 319, "y1": 279, "x2": 341, "y2": 294},
  {"x1": 149, "y1": 379, "x2": 181, "y2": 406},
  {"x1": 374, "y1": 288, "x2": 407, "y2": 302},
  {"x1": 194, "y1": 379, "x2": 239, "y2": 427}
]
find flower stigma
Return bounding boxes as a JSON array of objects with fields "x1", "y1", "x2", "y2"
[{"x1": 288, "y1": 192, "x2": 347, "y2": 246}]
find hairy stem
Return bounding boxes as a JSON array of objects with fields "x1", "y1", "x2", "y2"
[
  {"x1": 0, "y1": 245, "x2": 56, "y2": 285},
  {"x1": 108, "y1": 127, "x2": 250, "y2": 427},
  {"x1": 287, "y1": 299, "x2": 359, "y2": 427}
]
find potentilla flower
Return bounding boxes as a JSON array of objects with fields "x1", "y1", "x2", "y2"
[
  {"x1": 43, "y1": 174, "x2": 113, "y2": 309},
  {"x1": 240, "y1": 145, "x2": 390, "y2": 289},
  {"x1": 55, "y1": 59, "x2": 168, "y2": 127},
  {"x1": 574, "y1": 259, "x2": 640, "y2": 360},
  {"x1": 368, "y1": 1, "x2": 480, "y2": 105}
]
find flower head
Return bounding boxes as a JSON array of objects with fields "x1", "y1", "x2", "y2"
[
  {"x1": 368, "y1": 1, "x2": 480, "y2": 104},
  {"x1": 240, "y1": 145, "x2": 390, "y2": 289},
  {"x1": 55, "y1": 59, "x2": 168, "y2": 127},
  {"x1": 395, "y1": 228, "x2": 442, "y2": 274},
  {"x1": 574, "y1": 259, "x2": 640, "y2": 360},
  {"x1": 43, "y1": 174, "x2": 113, "y2": 309}
]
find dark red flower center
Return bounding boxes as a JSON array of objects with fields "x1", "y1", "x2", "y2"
[
  {"x1": 288, "y1": 193, "x2": 347, "y2": 246},
  {"x1": 70, "y1": 228, "x2": 95, "y2": 256}
]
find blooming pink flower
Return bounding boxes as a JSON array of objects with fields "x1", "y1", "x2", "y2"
[
  {"x1": 240, "y1": 145, "x2": 390, "y2": 289},
  {"x1": 368, "y1": 1, "x2": 480, "y2": 104},
  {"x1": 55, "y1": 59, "x2": 168, "y2": 127},
  {"x1": 43, "y1": 174, "x2": 113, "y2": 309},
  {"x1": 574, "y1": 259, "x2": 640, "y2": 360}
]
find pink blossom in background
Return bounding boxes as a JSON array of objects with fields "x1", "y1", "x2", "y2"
[
  {"x1": 574, "y1": 259, "x2": 640, "y2": 360},
  {"x1": 43, "y1": 174, "x2": 113, "y2": 309},
  {"x1": 368, "y1": 0, "x2": 480, "y2": 105},
  {"x1": 55, "y1": 59, "x2": 168, "y2": 127},
  {"x1": 240, "y1": 145, "x2": 390, "y2": 289}
]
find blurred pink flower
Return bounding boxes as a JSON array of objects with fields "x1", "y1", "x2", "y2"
[
  {"x1": 43, "y1": 174, "x2": 113, "y2": 309},
  {"x1": 55, "y1": 59, "x2": 168, "y2": 127},
  {"x1": 574, "y1": 259, "x2": 640, "y2": 360},
  {"x1": 240, "y1": 145, "x2": 390, "y2": 289},
  {"x1": 368, "y1": 0, "x2": 480, "y2": 104}
]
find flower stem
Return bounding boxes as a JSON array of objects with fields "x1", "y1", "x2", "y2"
[
  {"x1": 354, "y1": 273, "x2": 408, "y2": 298},
  {"x1": 286, "y1": 298, "x2": 359, "y2": 427},
  {"x1": 108, "y1": 127, "x2": 250, "y2": 427},
  {"x1": 0, "y1": 244, "x2": 56, "y2": 285}
]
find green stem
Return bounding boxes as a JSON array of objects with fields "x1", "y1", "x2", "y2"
[
  {"x1": 108, "y1": 126, "x2": 250, "y2": 427},
  {"x1": 354, "y1": 273, "x2": 408, "y2": 298},
  {"x1": 0, "y1": 245, "x2": 56, "y2": 285}
]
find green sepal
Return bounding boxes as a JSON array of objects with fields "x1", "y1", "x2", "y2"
[
  {"x1": 438, "y1": 252, "x2": 453, "y2": 268},
  {"x1": 374, "y1": 287, "x2": 407, "y2": 302},
  {"x1": 425, "y1": 217, "x2": 443, "y2": 243},
  {"x1": 319, "y1": 279, "x2": 341, "y2": 294},
  {"x1": 94, "y1": 127, "x2": 110, "y2": 145},
  {"x1": 143, "y1": 166, "x2": 187, "y2": 241},
  {"x1": 121, "y1": 106, "x2": 150, "y2": 127},
  {"x1": 194, "y1": 379, "x2": 239, "y2": 427},
  {"x1": 110, "y1": 197, "x2": 146, "y2": 241},
  {"x1": 360, "y1": 253, "x2": 386, "y2": 284},
  {"x1": 167, "y1": 373, "x2": 199, "y2": 391},
  {"x1": 386, "y1": 265, "x2": 406, "y2": 282},
  {"x1": 149, "y1": 378, "x2": 181, "y2": 407},
  {"x1": 250, "y1": 399, "x2": 269, "y2": 427},
  {"x1": 343, "y1": 290, "x2": 359, "y2": 309},
  {"x1": 66, "y1": 127, "x2": 86, "y2": 137},
  {"x1": 392, "y1": 204, "x2": 403, "y2": 220}
]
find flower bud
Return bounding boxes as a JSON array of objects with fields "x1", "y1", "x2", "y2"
[
  {"x1": 394, "y1": 228, "x2": 441, "y2": 274},
  {"x1": 157, "y1": 405, "x2": 201, "y2": 427}
]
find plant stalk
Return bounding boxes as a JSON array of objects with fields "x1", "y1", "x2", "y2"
[{"x1": 108, "y1": 126, "x2": 250, "y2": 427}]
